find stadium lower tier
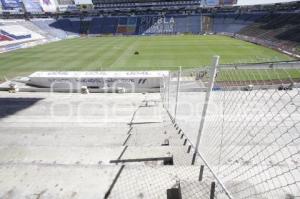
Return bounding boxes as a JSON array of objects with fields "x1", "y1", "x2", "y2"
[{"x1": 48, "y1": 15, "x2": 202, "y2": 35}]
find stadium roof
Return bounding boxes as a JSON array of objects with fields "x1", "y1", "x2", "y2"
[
  {"x1": 237, "y1": 0, "x2": 299, "y2": 5},
  {"x1": 94, "y1": 0, "x2": 201, "y2": 4}
]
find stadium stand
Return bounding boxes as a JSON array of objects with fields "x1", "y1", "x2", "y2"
[
  {"x1": 0, "y1": 23, "x2": 45, "y2": 45},
  {"x1": 0, "y1": 29, "x2": 31, "y2": 40},
  {"x1": 0, "y1": 19, "x2": 69, "y2": 52},
  {"x1": 0, "y1": 1, "x2": 299, "y2": 55},
  {"x1": 235, "y1": 12, "x2": 300, "y2": 54},
  {"x1": 200, "y1": 10, "x2": 297, "y2": 55},
  {"x1": 92, "y1": 0, "x2": 203, "y2": 11},
  {"x1": 31, "y1": 19, "x2": 69, "y2": 39},
  {"x1": 47, "y1": 15, "x2": 202, "y2": 35},
  {"x1": 50, "y1": 18, "x2": 81, "y2": 36},
  {"x1": 0, "y1": 33, "x2": 12, "y2": 41},
  {"x1": 211, "y1": 13, "x2": 265, "y2": 34}
]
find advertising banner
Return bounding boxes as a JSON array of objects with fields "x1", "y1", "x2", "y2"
[
  {"x1": 220, "y1": 0, "x2": 237, "y2": 5},
  {"x1": 22, "y1": 0, "x2": 43, "y2": 13},
  {"x1": 58, "y1": 4, "x2": 77, "y2": 12},
  {"x1": 206, "y1": 0, "x2": 220, "y2": 6},
  {"x1": 74, "y1": 0, "x2": 93, "y2": 11},
  {"x1": 39, "y1": 0, "x2": 57, "y2": 12},
  {"x1": 57, "y1": 0, "x2": 77, "y2": 12},
  {"x1": 0, "y1": 0, "x2": 22, "y2": 10}
]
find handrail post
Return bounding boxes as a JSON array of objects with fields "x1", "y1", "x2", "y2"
[
  {"x1": 174, "y1": 66, "x2": 181, "y2": 120},
  {"x1": 192, "y1": 56, "x2": 219, "y2": 165},
  {"x1": 162, "y1": 75, "x2": 167, "y2": 106},
  {"x1": 167, "y1": 72, "x2": 171, "y2": 110}
]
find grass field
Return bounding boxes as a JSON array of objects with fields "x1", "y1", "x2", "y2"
[
  {"x1": 218, "y1": 69, "x2": 300, "y2": 82},
  {"x1": 0, "y1": 35, "x2": 295, "y2": 81}
]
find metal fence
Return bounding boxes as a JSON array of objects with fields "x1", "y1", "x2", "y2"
[{"x1": 161, "y1": 58, "x2": 300, "y2": 199}]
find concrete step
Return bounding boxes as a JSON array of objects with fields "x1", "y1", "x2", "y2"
[
  {"x1": 0, "y1": 164, "x2": 120, "y2": 199},
  {"x1": 180, "y1": 180, "x2": 231, "y2": 199},
  {"x1": 0, "y1": 126, "x2": 130, "y2": 134},
  {"x1": 0, "y1": 146, "x2": 125, "y2": 166},
  {"x1": 126, "y1": 129, "x2": 182, "y2": 146},
  {"x1": 0, "y1": 131, "x2": 128, "y2": 147},
  {"x1": 121, "y1": 146, "x2": 196, "y2": 166},
  {"x1": 180, "y1": 180, "x2": 212, "y2": 199},
  {"x1": 126, "y1": 123, "x2": 185, "y2": 147},
  {"x1": 0, "y1": 122, "x2": 130, "y2": 128},
  {"x1": 108, "y1": 165, "x2": 213, "y2": 199}
]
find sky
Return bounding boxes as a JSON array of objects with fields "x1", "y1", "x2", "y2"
[{"x1": 237, "y1": 0, "x2": 298, "y2": 5}]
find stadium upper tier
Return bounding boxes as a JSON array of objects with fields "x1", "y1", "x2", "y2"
[
  {"x1": 92, "y1": 0, "x2": 202, "y2": 10},
  {"x1": 0, "y1": 0, "x2": 297, "y2": 15},
  {"x1": 95, "y1": 0, "x2": 201, "y2": 3}
]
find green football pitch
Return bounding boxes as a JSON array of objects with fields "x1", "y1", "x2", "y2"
[{"x1": 0, "y1": 35, "x2": 295, "y2": 80}]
